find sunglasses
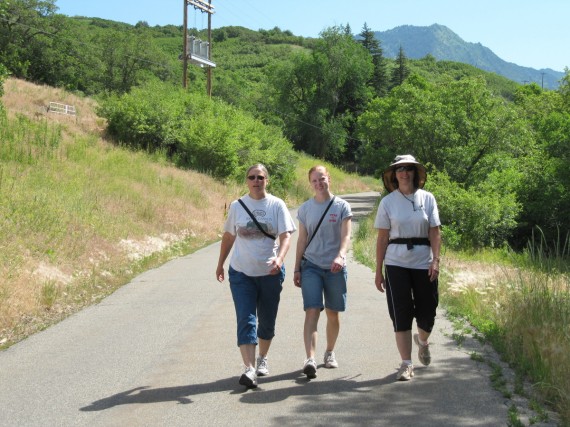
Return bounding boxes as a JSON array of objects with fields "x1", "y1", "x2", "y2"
[
  {"x1": 395, "y1": 165, "x2": 415, "y2": 172},
  {"x1": 247, "y1": 175, "x2": 266, "y2": 181}
]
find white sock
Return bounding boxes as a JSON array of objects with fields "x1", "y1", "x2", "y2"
[{"x1": 403, "y1": 359, "x2": 413, "y2": 366}]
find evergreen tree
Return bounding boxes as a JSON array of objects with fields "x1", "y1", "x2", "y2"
[
  {"x1": 391, "y1": 46, "x2": 410, "y2": 87},
  {"x1": 358, "y1": 23, "x2": 388, "y2": 96}
]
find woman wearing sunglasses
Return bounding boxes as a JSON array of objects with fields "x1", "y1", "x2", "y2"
[
  {"x1": 374, "y1": 154, "x2": 441, "y2": 381},
  {"x1": 293, "y1": 165, "x2": 352, "y2": 379},
  {"x1": 216, "y1": 164, "x2": 296, "y2": 388}
]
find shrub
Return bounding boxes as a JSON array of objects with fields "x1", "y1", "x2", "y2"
[
  {"x1": 98, "y1": 80, "x2": 297, "y2": 193},
  {"x1": 426, "y1": 169, "x2": 521, "y2": 249}
]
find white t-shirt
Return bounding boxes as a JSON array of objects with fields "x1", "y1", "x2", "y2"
[
  {"x1": 374, "y1": 189, "x2": 441, "y2": 269},
  {"x1": 224, "y1": 194, "x2": 296, "y2": 276},
  {"x1": 298, "y1": 196, "x2": 352, "y2": 269}
]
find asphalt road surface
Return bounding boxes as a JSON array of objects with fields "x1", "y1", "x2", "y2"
[{"x1": 0, "y1": 192, "x2": 554, "y2": 426}]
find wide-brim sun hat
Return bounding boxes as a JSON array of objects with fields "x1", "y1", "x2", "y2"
[{"x1": 382, "y1": 154, "x2": 427, "y2": 193}]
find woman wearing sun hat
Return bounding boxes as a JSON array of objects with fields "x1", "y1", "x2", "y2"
[{"x1": 373, "y1": 154, "x2": 442, "y2": 381}]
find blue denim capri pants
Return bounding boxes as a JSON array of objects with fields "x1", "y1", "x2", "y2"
[
  {"x1": 301, "y1": 259, "x2": 347, "y2": 312},
  {"x1": 229, "y1": 265, "x2": 285, "y2": 346}
]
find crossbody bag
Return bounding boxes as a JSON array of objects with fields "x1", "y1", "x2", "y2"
[
  {"x1": 302, "y1": 196, "x2": 335, "y2": 259},
  {"x1": 237, "y1": 198, "x2": 276, "y2": 240}
]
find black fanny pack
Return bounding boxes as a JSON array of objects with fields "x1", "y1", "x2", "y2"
[{"x1": 389, "y1": 238, "x2": 430, "y2": 250}]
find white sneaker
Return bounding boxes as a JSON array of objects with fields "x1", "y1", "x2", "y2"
[
  {"x1": 414, "y1": 333, "x2": 431, "y2": 366},
  {"x1": 396, "y1": 362, "x2": 414, "y2": 381},
  {"x1": 323, "y1": 350, "x2": 338, "y2": 368},
  {"x1": 239, "y1": 366, "x2": 258, "y2": 388},
  {"x1": 256, "y1": 356, "x2": 269, "y2": 376},
  {"x1": 303, "y1": 358, "x2": 317, "y2": 379}
]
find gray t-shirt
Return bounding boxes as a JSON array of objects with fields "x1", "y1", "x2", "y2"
[
  {"x1": 374, "y1": 189, "x2": 441, "y2": 269},
  {"x1": 298, "y1": 196, "x2": 352, "y2": 269}
]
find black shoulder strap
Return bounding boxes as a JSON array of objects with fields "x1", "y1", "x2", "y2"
[
  {"x1": 306, "y1": 196, "x2": 335, "y2": 250},
  {"x1": 238, "y1": 199, "x2": 277, "y2": 240}
]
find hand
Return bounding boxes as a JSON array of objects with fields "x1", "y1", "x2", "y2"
[
  {"x1": 375, "y1": 270, "x2": 385, "y2": 293},
  {"x1": 293, "y1": 271, "x2": 301, "y2": 287},
  {"x1": 267, "y1": 256, "x2": 282, "y2": 275},
  {"x1": 330, "y1": 255, "x2": 344, "y2": 273},
  {"x1": 428, "y1": 259, "x2": 440, "y2": 282},
  {"x1": 216, "y1": 266, "x2": 225, "y2": 282}
]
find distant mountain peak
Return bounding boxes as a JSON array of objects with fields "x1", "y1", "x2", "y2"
[{"x1": 374, "y1": 24, "x2": 562, "y2": 89}]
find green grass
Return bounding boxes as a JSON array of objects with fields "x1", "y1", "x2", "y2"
[
  {"x1": 1, "y1": 109, "x2": 234, "y2": 346},
  {"x1": 507, "y1": 404, "x2": 524, "y2": 427}
]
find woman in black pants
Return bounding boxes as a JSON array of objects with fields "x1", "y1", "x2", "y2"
[{"x1": 374, "y1": 154, "x2": 442, "y2": 381}]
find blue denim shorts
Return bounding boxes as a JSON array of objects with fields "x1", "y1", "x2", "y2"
[
  {"x1": 300, "y1": 259, "x2": 347, "y2": 312},
  {"x1": 228, "y1": 266, "x2": 285, "y2": 346}
]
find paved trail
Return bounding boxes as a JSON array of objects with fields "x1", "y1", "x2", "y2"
[{"x1": 0, "y1": 192, "x2": 537, "y2": 426}]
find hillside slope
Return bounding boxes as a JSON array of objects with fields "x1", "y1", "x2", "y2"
[
  {"x1": 0, "y1": 79, "x2": 243, "y2": 347},
  {"x1": 0, "y1": 78, "x2": 374, "y2": 348}
]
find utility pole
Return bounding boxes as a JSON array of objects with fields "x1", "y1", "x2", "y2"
[
  {"x1": 182, "y1": 0, "x2": 215, "y2": 94},
  {"x1": 207, "y1": 0, "x2": 212, "y2": 97},
  {"x1": 182, "y1": 0, "x2": 189, "y2": 89}
]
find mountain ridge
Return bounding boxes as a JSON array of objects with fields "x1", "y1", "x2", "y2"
[{"x1": 374, "y1": 24, "x2": 563, "y2": 90}]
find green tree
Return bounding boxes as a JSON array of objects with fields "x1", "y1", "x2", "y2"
[
  {"x1": 358, "y1": 75, "x2": 532, "y2": 182},
  {"x1": 358, "y1": 23, "x2": 388, "y2": 97},
  {"x1": 93, "y1": 27, "x2": 170, "y2": 93},
  {"x1": 0, "y1": 0, "x2": 64, "y2": 79},
  {"x1": 271, "y1": 25, "x2": 373, "y2": 162},
  {"x1": 390, "y1": 46, "x2": 410, "y2": 87},
  {"x1": 511, "y1": 77, "x2": 570, "y2": 247},
  {"x1": 357, "y1": 75, "x2": 536, "y2": 248}
]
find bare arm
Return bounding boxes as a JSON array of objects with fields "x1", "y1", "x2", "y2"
[
  {"x1": 293, "y1": 222, "x2": 308, "y2": 287},
  {"x1": 216, "y1": 232, "x2": 236, "y2": 282},
  {"x1": 268, "y1": 231, "x2": 292, "y2": 275},
  {"x1": 331, "y1": 217, "x2": 352, "y2": 272},
  {"x1": 428, "y1": 226, "x2": 441, "y2": 282},
  {"x1": 375, "y1": 229, "x2": 390, "y2": 292}
]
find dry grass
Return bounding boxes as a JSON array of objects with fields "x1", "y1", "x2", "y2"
[
  {"x1": 444, "y1": 257, "x2": 511, "y2": 293},
  {"x1": 0, "y1": 78, "x2": 376, "y2": 348},
  {"x1": 441, "y1": 256, "x2": 570, "y2": 424},
  {"x1": 0, "y1": 79, "x2": 238, "y2": 347},
  {"x1": 2, "y1": 78, "x2": 105, "y2": 136}
]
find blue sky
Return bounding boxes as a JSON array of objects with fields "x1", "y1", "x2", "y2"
[{"x1": 55, "y1": 0, "x2": 569, "y2": 72}]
